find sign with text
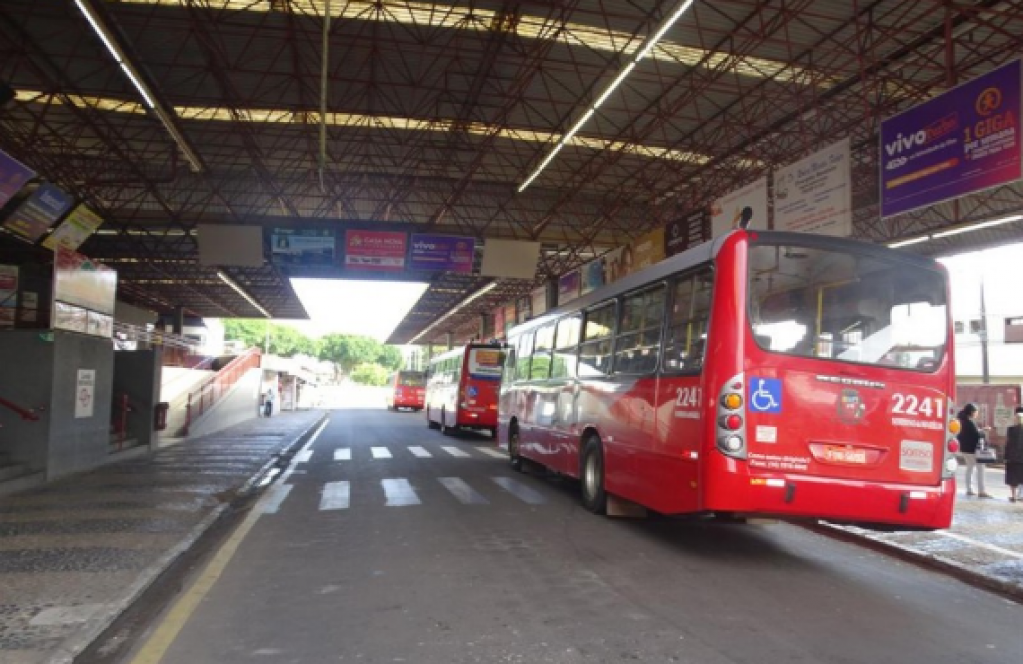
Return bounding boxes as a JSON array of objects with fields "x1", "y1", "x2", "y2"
[
  {"x1": 774, "y1": 138, "x2": 852, "y2": 236},
  {"x1": 2, "y1": 184, "x2": 74, "y2": 243},
  {"x1": 665, "y1": 209, "x2": 708, "y2": 257},
  {"x1": 271, "y1": 228, "x2": 335, "y2": 266},
  {"x1": 881, "y1": 59, "x2": 1022, "y2": 217},
  {"x1": 710, "y1": 177, "x2": 768, "y2": 237},
  {"x1": 409, "y1": 234, "x2": 475, "y2": 273},
  {"x1": 344, "y1": 230, "x2": 407, "y2": 272},
  {"x1": 0, "y1": 149, "x2": 34, "y2": 210},
  {"x1": 75, "y1": 369, "x2": 95, "y2": 419},
  {"x1": 43, "y1": 204, "x2": 104, "y2": 252}
]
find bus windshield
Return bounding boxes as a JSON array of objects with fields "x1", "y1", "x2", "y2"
[
  {"x1": 397, "y1": 371, "x2": 425, "y2": 387},
  {"x1": 748, "y1": 242, "x2": 947, "y2": 372}
]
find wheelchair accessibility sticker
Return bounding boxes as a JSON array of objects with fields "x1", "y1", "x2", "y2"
[{"x1": 749, "y1": 378, "x2": 782, "y2": 414}]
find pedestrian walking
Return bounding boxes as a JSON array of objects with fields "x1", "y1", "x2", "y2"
[
  {"x1": 1005, "y1": 406, "x2": 1023, "y2": 503},
  {"x1": 956, "y1": 403, "x2": 991, "y2": 498}
]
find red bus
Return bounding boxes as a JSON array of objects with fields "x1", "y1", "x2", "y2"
[
  {"x1": 499, "y1": 230, "x2": 958, "y2": 530},
  {"x1": 426, "y1": 344, "x2": 504, "y2": 437},
  {"x1": 385, "y1": 370, "x2": 426, "y2": 411}
]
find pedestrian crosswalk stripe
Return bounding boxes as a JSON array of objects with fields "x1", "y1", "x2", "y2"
[
  {"x1": 491, "y1": 477, "x2": 546, "y2": 504},
  {"x1": 381, "y1": 478, "x2": 421, "y2": 506},
  {"x1": 371, "y1": 447, "x2": 392, "y2": 459},
  {"x1": 320, "y1": 481, "x2": 350, "y2": 510},
  {"x1": 262, "y1": 484, "x2": 293, "y2": 514},
  {"x1": 477, "y1": 448, "x2": 507, "y2": 459},
  {"x1": 408, "y1": 446, "x2": 432, "y2": 458},
  {"x1": 438, "y1": 477, "x2": 489, "y2": 505},
  {"x1": 441, "y1": 446, "x2": 470, "y2": 458},
  {"x1": 333, "y1": 448, "x2": 351, "y2": 461}
]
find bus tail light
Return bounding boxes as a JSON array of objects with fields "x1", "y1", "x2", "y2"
[
  {"x1": 941, "y1": 397, "x2": 958, "y2": 479},
  {"x1": 719, "y1": 414, "x2": 743, "y2": 430},
  {"x1": 716, "y1": 372, "x2": 748, "y2": 459}
]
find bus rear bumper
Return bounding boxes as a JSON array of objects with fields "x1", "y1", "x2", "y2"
[{"x1": 704, "y1": 473, "x2": 955, "y2": 530}]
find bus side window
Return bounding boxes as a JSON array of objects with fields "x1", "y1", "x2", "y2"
[
  {"x1": 515, "y1": 333, "x2": 534, "y2": 381},
  {"x1": 503, "y1": 337, "x2": 518, "y2": 383},
  {"x1": 551, "y1": 316, "x2": 581, "y2": 379},
  {"x1": 663, "y1": 269, "x2": 713, "y2": 373},
  {"x1": 579, "y1": 301, "x2": 615, "y2": 376},
  {"x1": 614, "y1": 285, "x2": 666, "y2": 375},
  {"x1": 531, "y1": 323, "x2": 555, "y2": 380}
]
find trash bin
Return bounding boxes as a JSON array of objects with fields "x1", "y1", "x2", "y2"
[{"x1": 154, "y1": 402, "x2": 170, "y2": 431}]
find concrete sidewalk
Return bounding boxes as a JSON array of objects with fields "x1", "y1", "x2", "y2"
[
  {"x1": 0, "y1": 410, "x2": 326, "y2": 664},
  {"x1": 825, "y1": 463, "x2": 1023, "y2": 600}
]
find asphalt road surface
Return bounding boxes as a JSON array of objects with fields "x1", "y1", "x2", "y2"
[{"x1": 118, "y1": 394, "x2": 1022, "y2": 664}]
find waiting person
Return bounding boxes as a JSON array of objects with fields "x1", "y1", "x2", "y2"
[
  {"x1": 263, "y1": 388, "x2": 275, "y2": 418},
  {"x1": 956, "y1": 403, "x2": 991, "y2": 498},
  {"x1": 1005, "y1": 406, "x2": 1023, "y2": 503}
]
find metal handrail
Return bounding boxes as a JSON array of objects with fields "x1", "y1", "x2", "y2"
[
  {"x1": 0, "y1": 396, "x2": 41, "y2": 422},
  {"x1": 182, "y1": 347, "x2": 261, "y2": 435},
  {"x1": 113, "y1": 322, "x2": 201, "y2": 353}
]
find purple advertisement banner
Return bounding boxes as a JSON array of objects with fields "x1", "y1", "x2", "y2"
[
  {"x1": 409, "y1": 234, "x2": 475, "y2": 273},
  {"x1": 881, "y1": 59, "x2": 1022, "y2": 218},
  {"x1": 0, "y1": 149, "x2": 35, "y2": 210}
]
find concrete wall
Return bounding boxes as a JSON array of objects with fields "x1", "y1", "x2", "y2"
[
  {"x1": 185, "y1": 367, "x2": 261, "y2": 439},
  {"x1": 46, "y1": 332, "x2": 115, "y2": 480},
  {"x1": 113, "y1": 349, "x2": 163, "y2": 450},
  {"x1": 0, "y1": 330, "x2": 53, "y2": 471}
]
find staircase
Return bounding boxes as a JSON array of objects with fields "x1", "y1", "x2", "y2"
[
  {"x1": 178, "y1": 347, "x2": 262, "y2": 436},
  {"x1": 0, "y1": 396, "x2": 44, "y2": 492}
]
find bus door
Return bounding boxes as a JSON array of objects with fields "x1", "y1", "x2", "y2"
[
  {"x1": 548, "y1": 317, "x2": 582, "y2": 474},
  {"x1": 607, "y1": 285, "x2": 667, "y2": 507},
  {"x1": 526, "y1": 325, "x2": 557, "y2": 461},
  {"x1": 655, "y1": 270, "x2": 713, "y2": 513}
]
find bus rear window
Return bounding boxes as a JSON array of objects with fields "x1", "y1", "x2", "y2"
[
  {"x1": 748, "y1": 243, "x2": 947, "y2": 372},
  {"x1": 468, "y1": 347, "x2": 505, "y2": 380},
  {"x1": 398, "y1": 371, "x2": 425, "y2": 387}
]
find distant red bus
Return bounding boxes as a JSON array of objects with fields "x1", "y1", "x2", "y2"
[
  {"x1": 499, "y1": 230, "x2": 958, "y2": 530},
  {"x1": 385, "y1": 371, "x2": 426, "y2": 411},
  {"x1": 426, "y1": 344, "x2": 504, "y2": 436}
]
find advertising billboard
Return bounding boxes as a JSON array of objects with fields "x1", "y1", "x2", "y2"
[
  {"x1": 271, "y1": 228, "x2": 335, "y2": 266},
  {"x1": 2, "y1": 184, "x2": 74, "y2": 243},
  {"x1": 344, "y1": 230, "x2": 407, "y2": 272},
  {"x1": 774, "y1": 138, "x2": 852, "y2": 236},
  {"x1": 0, "y1": 149, "x2": 34, "y2": 209},
  {"x1": 409, "y1": 234, "x2": 475, "y2": 273},
  {"x1": 880, "y1": 59, "x2": 1022, "y2": 217}
]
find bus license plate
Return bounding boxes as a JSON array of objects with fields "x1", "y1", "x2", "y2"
[{"x1": 822, "y1": 445, "x2": 868, "y2": 464}]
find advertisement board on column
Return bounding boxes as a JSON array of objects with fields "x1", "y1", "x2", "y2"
[
  {"x1": 0, "y1": 264, "x2": 17, "y2": 328},
  {"x1": 710, "y1": 177, "x2": 768, "y2": 237},
  {"x1": 880, "y1": 59, "x2": 1022, "y2": 217},
  {"x1": 774, "y1": 138, "x2": 852, "y2": 236},
  {"x1": 665, "y1": 209, "x2": 708, "y2": 257},
  {"x1": 558, "y1": 270, "x2": 580, "y2": 305}
]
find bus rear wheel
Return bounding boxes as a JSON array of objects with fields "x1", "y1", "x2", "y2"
[
  {"x1": 581, "y1": 436, "x2": 607, "y2": 514},
  {"x1": 509, "y1": 427, "x2": 524, "y2": 472}
]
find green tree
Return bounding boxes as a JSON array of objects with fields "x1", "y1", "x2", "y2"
[
  {"x1": 318, "y1": 334, "x2": 379, "y2": 374},
  {"x1": 222, "y1": 319, "x2": 320, "y2": 358},
  {"x1": 350, "y1": 362, "x2": 391, "y2": 386},
  {"x1": 376, "y1": 345, "x2": 403, "y2": 371}
]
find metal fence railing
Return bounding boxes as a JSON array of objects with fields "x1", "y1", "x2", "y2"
[{"x1": 182, "y1": 347, "x2": 261, "y2": 436}]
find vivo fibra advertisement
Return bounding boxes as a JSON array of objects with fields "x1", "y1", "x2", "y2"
[
  {"x1": 408, "y1": 234, "x2": 475, "y2": 273},
  {"x1": 881, "y1": 59, "x2": 1022, "y2": 217},
  {"x1": 0, "y1": 149, "x2": 34, "y2": 209}
]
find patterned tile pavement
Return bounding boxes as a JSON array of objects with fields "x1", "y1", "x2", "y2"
[
  {"x1": 0, "y1": 410, "x2": 325, "y2": 664},
  {"x1": 826, "y1": 463, "x2": 1023, "y2": 599}
]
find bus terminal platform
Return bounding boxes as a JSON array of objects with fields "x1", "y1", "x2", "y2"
[{"x1": 0, "y1": 422, "x2": 1020, "y2": 664}]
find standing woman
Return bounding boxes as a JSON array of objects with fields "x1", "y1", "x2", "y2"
[
  {"x1": 956, "y1": 403, "x2": 991, "y2": 498},
  {"x1": 1005, "y1": 406, "x2": 1023, "y2": 503}
]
